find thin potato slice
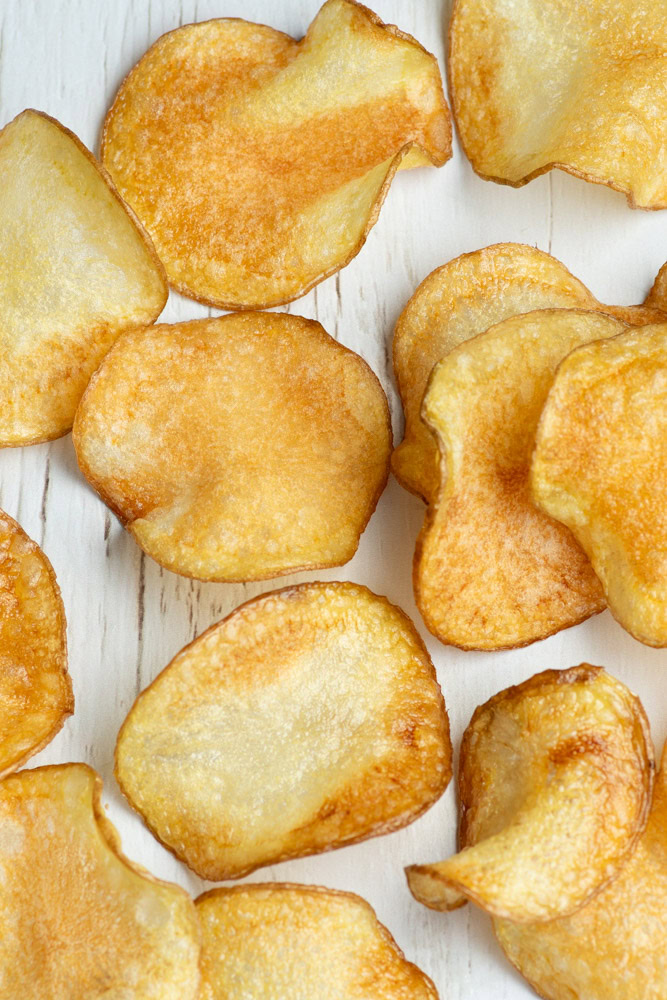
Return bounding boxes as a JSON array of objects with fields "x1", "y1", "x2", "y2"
[
  {"x1": 73, "y1": 313, "x2": 391, "y2": 582},
  {"x1": 449, "y1": 0, "x2": 667, "y2": 207},
  {"x1": 101, "y1": 0, "x2": 451, "y2": 310},
  {"x1": 0, "y1": 509, "x2": 72, "y2": 777},
  {"x1": 532, "y1": 323, "x2": 667, "y2": 647},
  {"x1": 197, "y1": 884, "x2": 438, "y2": 1000},
  {"x1": 0, "y1": 110, "x2": 167, "y2": 446},
  {"x1": 115, "y1": 582, "x2": 451, "y2": 880},
  {"x1": 0, "y1": 764, "x2": 200, "y2": 999},
  {"x1": 406, "y1": 666, "x2": 653, "y2": 923}
]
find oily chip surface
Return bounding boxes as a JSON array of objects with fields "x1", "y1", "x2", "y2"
[
  {"x1": 0, "y1": 764, "x2": 200, "y2": 999},
  {"x1": 0, "y1": 109, "x2": 166, "y2": 446},
  {"x1": 449, "y1": 0, "x2": 667, "y2": 207},
  {"x1": 197, "y1": 884, "x2": 438, "y2": 1000},
  {"x1": 532, "y1": 324, "x2": 667, "y2": 647},
  {"x1": 406, "y1": 666, "x2": 653, "y2": 922},
  {"x1": 102, "y1": 0, "x2": 451, "y2": 309},
  {"x1": 73, "y1": 313, "x2": 391, "y2": 582},
  {"x1": 116, "y1": 582, "x2": 451, "y2": 880}
]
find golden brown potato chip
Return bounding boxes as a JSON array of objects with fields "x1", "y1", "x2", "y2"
[
  {"x1": 116, "y1": 581, "x2": 450, "y2": 881},
  {"x1": 101, "y1": 0, "x2": 451, "y2": 310},
  {"x1": 495, "y1": 742, "x2": 667, "y2": 1000},
  {"x1": 197, "y1": 884, "x2": 438, "y2": 1000},
  {"x1": 414, "y1": 309, "x2": 630, "y2": 651},
  {"x1": 0, "y1": 509, "x2": 72, "y2": 777},
  {"x1": 406, "y1": 666, "x2": 653, "y2": 923},
  {"x1": 0, "y1": 109, "x2": 167, "y2": 446},
  {"x1": 0, "y1": 764, "x2": 200, "y2": 999},
  {"x1": 392, "y1": 245, "x2": 665, "y2": 502},
  {"x1": 532, "y1": 323, "x2": 667, "y2": 647},
  {"x1": 73, "y1": 313, "x2": 391, "y2": 582},
  {"x1": 449, "y1": 0, "x2": 667, "y2": 207}
]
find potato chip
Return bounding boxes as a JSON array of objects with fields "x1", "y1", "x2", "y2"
[
  {"x1": 0, "y1": 764, "x2": 200, "y2": 999},
  {"x1": 0, "y1": 509, "x2": 72, "y2": 777},
  {"x1": 0, "y1": 109, "x2": 167, "y2": 446},
  {"x1": 406, "y1": 665, "x2": 653, "y2": 922},
  {"x1": 197, "y1": 884, "x2": 438, "y2": 1000},
  {"x1": 449, "y1": 0, "x2": 667, "y2": 207},
  {"x1": 73, "y1": 313, "x2": 391, "y2": 581},
  {"x1": 392, "y1": 245, "x2": 666, "y2": 502},
  {"x1": 101, "y1": 0, "x2": 451, "y2": 310},
  {"x1": 116, "y1": 581, "x2": 450, "y2": 880},
  {"x1": 532, "y1": 323, "x2": 667, "y2": 647}
]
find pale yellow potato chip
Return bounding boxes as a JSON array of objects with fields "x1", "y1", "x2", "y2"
[
  {"x1": 72, "y1": 313, "x2": 391, "y2": 582},
  {"x1": 532, "y1": 323, "x2": 667, "y2": 647},
  {"x1": 197, "y1": 884, "x2": 438, "y2": 1000},
  {"x1": 406, "y1": 665, "x2": 653, "y2": 922},
  {"x1": 101, "y1": 0, "x2": 451, "y2": 310},
  {"x1": 0, "y1": 764, "x2": 200, "y2": 999},
  {"x1": 0, "y1": 109, "x2": 167, "y2": 446},
  {"x1": 115, "y1": 582, "x2": 451, "y2": 881},
  {"x1": 449, "y1": 0, "x2": 667, "y2": 207}
]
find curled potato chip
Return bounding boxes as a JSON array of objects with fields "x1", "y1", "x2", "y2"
[
  {"x1": 392, "y1": 244, "x2": 665, "y2": 502},
  {"x1": 101, "y1": 0, "x2": 450, "y2": 309},
  {"x1": 0, "y1": 764, "x2": 200, "y2": 999},
  {"x1": 449, "y1": 0, "x2": 667, "y2": 207},
  {"x1": 116, "y1": 581, "x2": 451, "y2": 880},
  {"x1": 532, "y1": 323, "x2": 667, "y2": 647},
  {"x1": 197, "y1": 883, "x2": 438, "y2": 1000},
  {"x1": 73, "y1": 313, "x2": 391, "y2": 582},
  {"x1": 406, "y1": 665, "x2": 653, "y2": 922},
  {"x1": 0, "y1": 510, "x2": 72, "y2": 777},
  {"x1": 0, "y1": 109, "x2": 166, "y2": 446}
]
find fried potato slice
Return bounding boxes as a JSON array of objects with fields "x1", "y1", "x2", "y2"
[
  {"x1": 392, "y1": 245, "x2": 666, "y2": 502},
  {"x1": 0, "y1": 110, "x2": 167, "y2": 446},
  {"x1": 197, "y1": 884, "x2": 438, "y2": 1000},
  {"x1": 406, "y1": 665, "x2": 653, "y2": 923},
  {"x1": 532, "y1": 323, "x2": 667, "y2": 647},
  {"x1": 116, "y1": 582, "x2": 451, "y2": 880},
  {"x1": 495, "y1": 741, "x2": 667, "y2": 1000},
  {"x1": 0, "y1": 509, "x2": 72, "y2": 777},
  {"x1": 101, "y1": 0, "x2": 451, "y2": 310},
  {"x1": 73, "y1": 313, "x2": 391, "y2": 581},
  {"x1": 0, "y1": 764, "x2": 200, "y2": 999},
  {"x1": 449, "y1": 0, "x2": 667, "y2": 207}
]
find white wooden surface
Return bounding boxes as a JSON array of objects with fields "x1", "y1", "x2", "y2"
[{"x1": 1, "y1": 2, "x2": 665, "y2": 997}]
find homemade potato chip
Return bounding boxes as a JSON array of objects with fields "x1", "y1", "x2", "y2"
[
  {"x1": 116, "y1": 582, "x2": 451, "y2": 880},
  {"x1": 406, "y1": 666, "x2": 653, "y2": 922},
  {"x1": 197, "y1": 884, "x2": 438, "y2": 1000},
  {"x1": 532, "y1": 323, "x2": 667, "y2": 647},
  {"x1": 101, "y1": 0, "x2": 451, "y2": 309},
  {"x1": 449, "y1": 0, "x2": 667, "y2": 207},
  {"x1": 0, "y1": 109, "x2": 167, "y2": 446},
  {"x1": 73, "y1": 313, "x2": 391, "y2": 581},
  {"x1": 0, "y1": 764, "x2": 200, "y2": 999},
  {"x1": 392, "y1": 245, "x2": 666, "y2": 502},
  {"x1": 0, "y1": 509, "x2": 72, "y2": 777}
]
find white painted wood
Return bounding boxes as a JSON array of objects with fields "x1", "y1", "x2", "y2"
[{"x1": 0, "y1": 1, "x2": 665, "y2": 997}]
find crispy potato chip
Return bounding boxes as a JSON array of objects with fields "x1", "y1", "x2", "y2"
[
  {"x1": 406, "y1": 666, "x2": 653, "y2": 923},
  {"x1": 101, "y1": 0, "x2": 451, "y2": 310},
  {"x1": 392, "y1": 245, "x2": 666, "y2": 502},
  {"x1": 73, "y1": 313, "x2": 391, "y2": 581},
  {"x1": 197, "y1": 883, "x2": 438, "y2": 1000},
  {"x1": 495, "y1": 742, "x2": 667, "y2": 1000},
  {"x1": 116, "y1": 582, "x2": 450, "y2": 880},
  {"x1": 0, "y1": 764, "x2": 200, "y2": 999},
  {"x1": 449, "y1": 0, "x2": 667, "y2": 207},
  {"x1": 0, "y1": 109, "x2": 167, "y2": 446},
  {"x1": 532, "y1": 323, "x2": 667, "y2": 647},
  {"x1": 0, "y1": 509, "x2": 72, "y2": 778}
]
